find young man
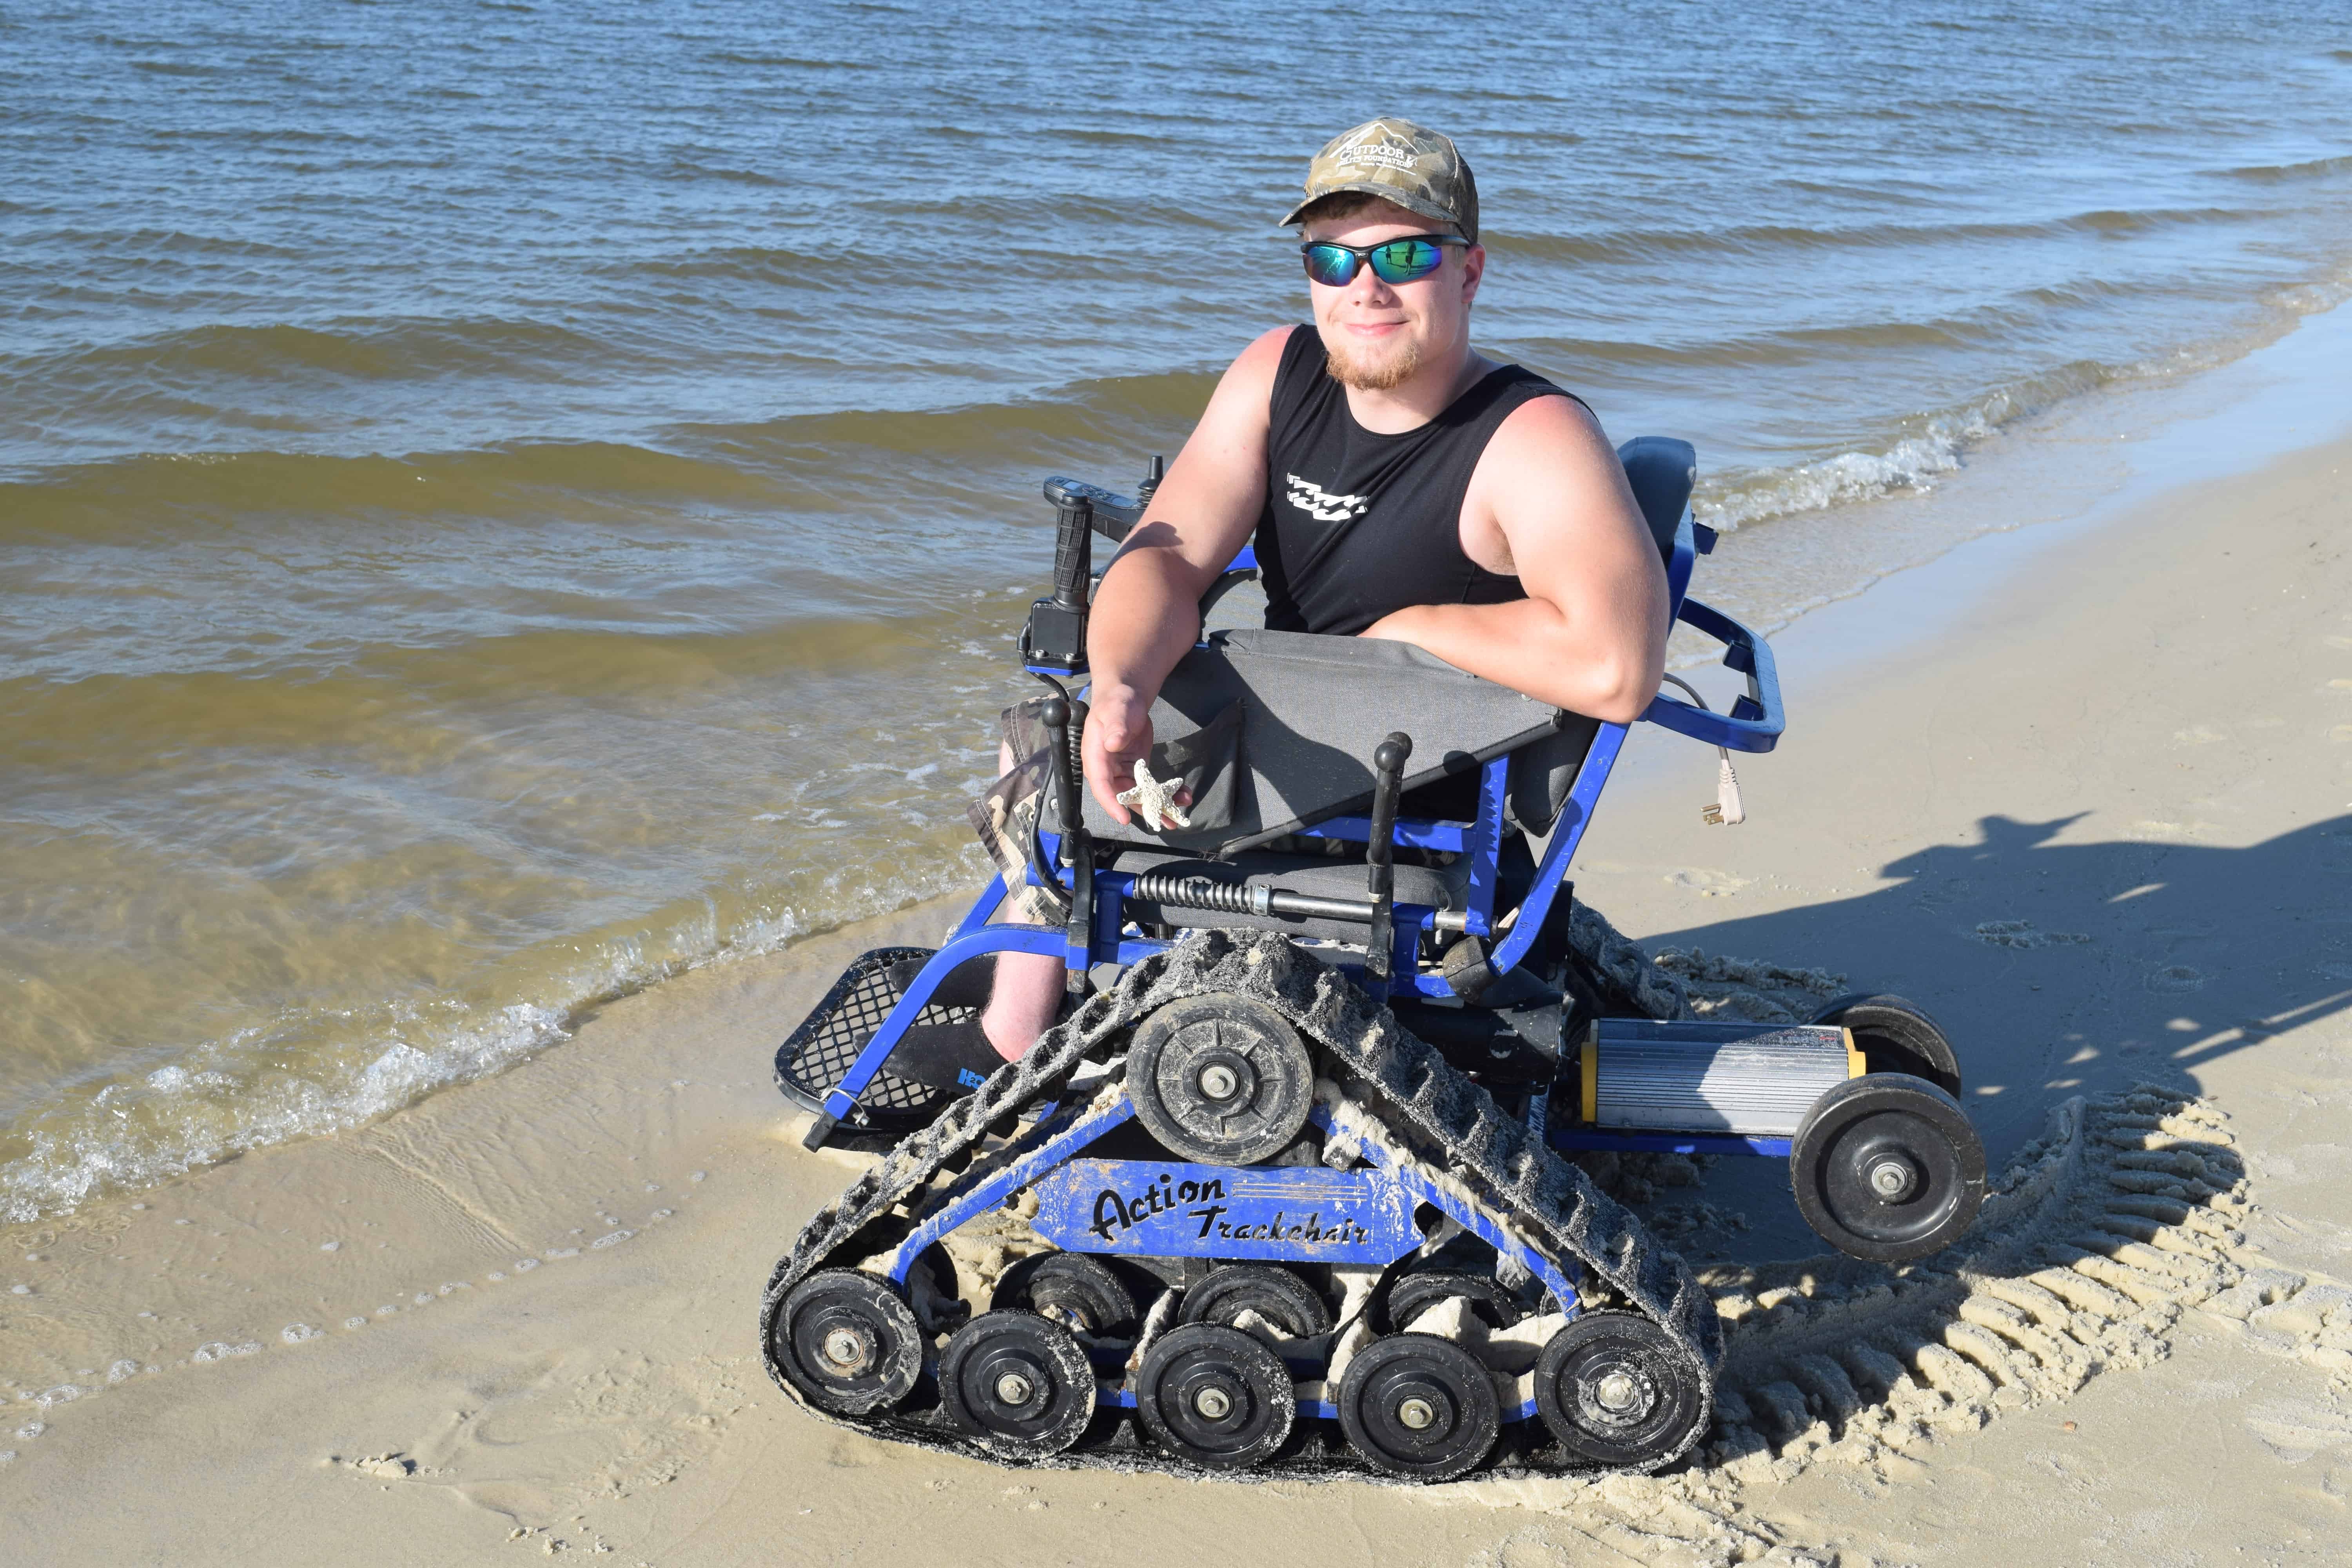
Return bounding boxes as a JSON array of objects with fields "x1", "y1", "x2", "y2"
[{"x1": 895, "y1": 117, "x2": 1670, "y2": 1090}]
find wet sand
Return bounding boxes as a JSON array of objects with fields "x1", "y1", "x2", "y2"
[{"x1": 6, "y1": 429, "x2": 2351, "y2": 1563}]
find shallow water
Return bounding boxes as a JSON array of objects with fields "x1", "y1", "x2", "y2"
[{"x1": 4, "y1": 0, "x2": 2352, "y2": 1219}]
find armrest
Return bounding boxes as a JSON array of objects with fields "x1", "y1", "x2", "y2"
[{"x1": 1640, "y1": 596, "x2": 1784, "y2": 754}]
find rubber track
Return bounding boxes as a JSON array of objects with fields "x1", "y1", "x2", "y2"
[{"x1": 759, "y1": 922, "x2": 1722, "y2": 1480}]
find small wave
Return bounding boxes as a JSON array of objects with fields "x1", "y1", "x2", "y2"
[
  {"x1": 1697, "y1": 431, "x2": 1972, "y2": 532},
  {"x1": 0, "y1": 828, "x2": 997, "y2": 1225},
  {"x1": 1675, "y1": 261, "x2": 2352, "y2": 534},
  {"x1": 668, "y1": 366, "x2": 1218, "y2": 467},
  {"x1": 1692, "y1": 354, "x2": 2124, "y2": 531},
  {"x1": 1, "y1": 995, "x2": 576, "y2": 1225},
  {"x1": 0, "y1": 438, "x2": 828, "y2": 544},
  {"x1": 2216, "y1": 151, "x2": 2352, "y2": 184},
  {"x1": 662, "y1": 160, "x2": 786, "y2": 187},
  {"x1": 704, "y1": 51, "x2": 842, "y2": 69},
  {"x1": 1492, "y1": 205, "x2": 2254, "y2": 267},
  {"x1": 6, "y1": 315, "x2": 620, "y2": 389}
]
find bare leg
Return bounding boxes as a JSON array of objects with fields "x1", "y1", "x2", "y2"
[{"x1": 981, "y1": 735, "x2": 1070, "y2": 1061}]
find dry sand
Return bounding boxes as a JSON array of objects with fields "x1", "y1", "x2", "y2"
[{"x1": 5, "y1": 420, "x2": 2351, "y2": 1564}]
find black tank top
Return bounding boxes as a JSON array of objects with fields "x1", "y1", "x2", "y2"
[{"x1": 1255, "y1": 324, "x2": 1581, "y2": 637}]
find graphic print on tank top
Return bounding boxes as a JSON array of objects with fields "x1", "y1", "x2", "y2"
[
  {"x1": 1283, "y1": 473, "x2": 1371, "y2": 524},
  {"x1": 1255, "y1": 324, "x2": 1586, "y2": 637}
]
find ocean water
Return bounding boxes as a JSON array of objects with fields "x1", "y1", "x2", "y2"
[{"x1": 4, "y1": 0, "x2": 2351, "y2": 1221}]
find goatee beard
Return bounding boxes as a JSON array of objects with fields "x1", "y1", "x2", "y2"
[{"x1": 1325, "y1": 335, "x2": 1423, "y2": 393}]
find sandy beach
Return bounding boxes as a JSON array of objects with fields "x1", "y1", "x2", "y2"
[{"x1": 5, "y1": 323, "x2": 2348, "y2": 1564}]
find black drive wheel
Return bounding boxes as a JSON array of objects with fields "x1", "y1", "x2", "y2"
[
  {"x1": 937, "y1": 1310, "x2": 1097, "y2": 1457},
  {"x1": 993, "y1": 1251, "x2": 1139, "y2": 1338},
  {"x1": 1533, "y1": 1310, "x2": 1707, "y2": 1468},
  {"x1": 1134, "y1": 1321, "x2": 1295, "y2": 1470},
  {"x1": 1791, "y1": 1071, "x2": 1986, "y2": 1262},
  {"x1": 1336, "y1": 1332, "x2": 1501, "y2": 1482},
  {"x1": 1124, "y1": 994, "x2": 1314, "y2": 1166},
  {"x1": 1384, "y1": 1269, "x2": 1525, "y2": 1333},
  {"x1": 1809, "y1": 992, "x2": 1963, "y2": 1099},
  {"x1": 770, "y1": 1269, "x2": 924, "y2": 1416},
  {"x1": 1179, "y1": 1263, "x2": 1333, "y2": 1339}
]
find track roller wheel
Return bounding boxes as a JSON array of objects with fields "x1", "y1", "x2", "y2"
[
  {"x1": 993, "y1": 1251, "x2": 1138, "y2": 1338},
  {"x1": 1533, "y1": 1310, "x2": 1706, "y2": 1468},
  {"x1": 1178, "y1": 1263, "x2": 1332, "y2": 1339},
  {"x1": 1124, "y1": 993, "x2": 1314, "y2": 1166},
  {"x1": 1809, "y1": 992, "x2": 1963, "y2": 1098},
  {"x1": 1384, "y1": 1269, "x2": 1524, "y2": 1333},
  {"x1": 1791, "y1": 1071, "x2": 1985, "y2": 1262},
  {"x1": 770, "y1": 1269, "x2": 923, "y2": 1415},
  {"x1": 1134, "y1": 1321, "x2": 1294, "y2": 1470},
  {"x1": 1335, "y1": 1332, "x2": 1500, "y2": 1481},
  {"x1": 937, "y1": 1310, "x2": 1097, "y2": 1456}
]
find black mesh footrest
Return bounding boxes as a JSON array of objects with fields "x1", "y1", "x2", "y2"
[{"x1": 774, "y1": 947, "x2": 965, "y2": 1133}]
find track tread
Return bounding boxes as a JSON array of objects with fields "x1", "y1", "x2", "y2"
[{"x1": 759, "y1": 920, "x2": 1720, "y2": 1480}]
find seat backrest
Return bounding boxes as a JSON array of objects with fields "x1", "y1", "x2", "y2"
[
  {"x1": 1617, "y1": 436, "x2": 1697, "y2": 562},
  {"x1": 1503, "y1": 437, "x2": 1695, "y2": 835}
]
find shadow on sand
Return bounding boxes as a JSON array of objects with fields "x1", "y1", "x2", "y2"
[{"x1": 1639, "y1": 810, "x2": 2352, "y2": 1164}]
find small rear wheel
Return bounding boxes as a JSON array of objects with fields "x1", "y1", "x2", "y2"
[
  {"x1": 1791, "y1": 1071, "x2": 1986, "y2": 1262},
  {"x1": 1179, "y1": 1263, "x2": 1332, "y2": 1339},
  {"x1": 1125, "y1": 994, "x2": 1314, "y2": 1166},
  {"x1": 1336, "y1": 1333, "x2": 1501, "y2": 1481},
  {"x1": 1134, "y1": 1321, "x2": 1295, "y2": 1470},
  {"x1": 1533, "y1": 1310, "x2": 1706, "y2": 1468},
  {"x1": 938, "y1": 1310, "x2": 1096, "y2": 1457},
  {"x1": 1809, "y1": 993, "x2": 1962, "y2": 1098},
  {"x1": 770, "y1": 1269, "x2": 924, "y2": 1416}
]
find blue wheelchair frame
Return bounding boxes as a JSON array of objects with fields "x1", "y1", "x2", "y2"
[{"x1": 804, "y1": 499, "x2": 1786, "y2": 1168}]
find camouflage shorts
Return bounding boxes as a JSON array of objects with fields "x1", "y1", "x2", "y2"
[{"x1": 964, "y1": 695, "x2": 1084, "y2": 926}]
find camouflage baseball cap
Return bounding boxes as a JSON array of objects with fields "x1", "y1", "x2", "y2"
[{"x1": 1278, "y1": 118, "x2": 1479, "y2": 244}]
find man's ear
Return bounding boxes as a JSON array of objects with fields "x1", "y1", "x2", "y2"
[{"x1": 1458, "y1": 243, "x2": 1486, "y2": 308}]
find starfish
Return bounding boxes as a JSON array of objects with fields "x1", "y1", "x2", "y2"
[{"x1": 1116, "y1": 758, "x2": 1192, "y2": 831}]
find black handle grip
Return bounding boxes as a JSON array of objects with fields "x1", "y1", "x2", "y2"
[
  {"x1": 1363, "y1": 731, "x2": 1412, "y2": 986},
  {"x1": 1040, "y1": 696, "x2": 1078, "y2": 837},
  {"x1": 1049, "y1": 497, "x2": 1094, "y2": 612}
]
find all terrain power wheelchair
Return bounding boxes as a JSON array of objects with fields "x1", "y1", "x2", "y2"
[{"x1": 762, "y1": 441, "x2": 1987, "y2": 1481}]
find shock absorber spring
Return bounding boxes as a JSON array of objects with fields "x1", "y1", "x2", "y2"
[
  {"x1": 1128, "y1": 871, "x2": 1268, "y2": 915},
  {"x1": 1121, "y1": 869, "x2": 1470, "y2": 933}
]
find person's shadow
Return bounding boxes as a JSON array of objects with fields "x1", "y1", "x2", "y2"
[{"x1": 1624, "y1": 810, "x2": 2352, "y2": 1258}]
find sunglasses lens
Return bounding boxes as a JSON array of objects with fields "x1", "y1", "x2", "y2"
[
  {"x1": 1301, "y1": 243, "x2": 1357, "y2": 287},
  {"x1": 1367, "y1": 239, "x2": 1445, "y2": 283}
]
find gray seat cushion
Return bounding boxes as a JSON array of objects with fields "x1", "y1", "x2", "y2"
[{"x1": 1054, "y1": 628, "x2": 1569, "y2": 857}]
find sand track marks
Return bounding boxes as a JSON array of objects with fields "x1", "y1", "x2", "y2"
[{"x1": 1696, "y1": 1085, "x2": 2350, "y2": 1489}]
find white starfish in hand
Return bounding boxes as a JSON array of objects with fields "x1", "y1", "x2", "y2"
[{"x1": 1116, "y1": 758, "x2": 1191, "y2": 831}]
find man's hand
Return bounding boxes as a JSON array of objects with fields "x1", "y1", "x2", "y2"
[{"x1": 1081, "y1": 684, "x2": 1154, "y2": 826}]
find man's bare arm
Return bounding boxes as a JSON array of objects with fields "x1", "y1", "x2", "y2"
[
  {"x1": 1360, "y1": 397, "x2": 1668, "y2": 724},
  {"x1": 1080, "y1": 327, "x2": 1289, "y2": 822}
]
